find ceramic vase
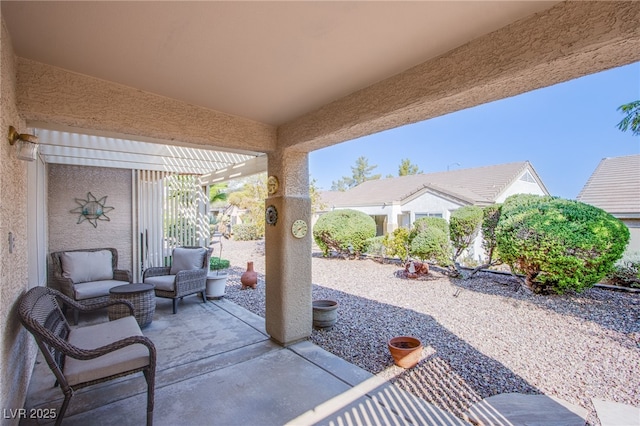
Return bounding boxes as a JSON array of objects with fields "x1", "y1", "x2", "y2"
[{"x1": 241, "y1": 261, "x2": 258, "y2": 289}]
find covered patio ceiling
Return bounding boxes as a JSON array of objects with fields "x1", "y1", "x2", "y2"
[
  {"x1": 3, "y1": 2, "x2": 637, "y2": 168},
  {"x1": 2, "y1": 2, "x2": 558, "y2": 127}
]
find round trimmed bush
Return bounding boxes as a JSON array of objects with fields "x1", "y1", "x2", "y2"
[
  {"x1": 409, "y1": 226, "x2": 452, "y2": 266},
  {"x1": 496, "y1": 194, "x2": 629, "y2": 294},
  {"x1": 313, "y1": 209, "x2": 376, "y2": 257}
]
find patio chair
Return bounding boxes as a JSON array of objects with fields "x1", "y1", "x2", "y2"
[
  {"x1": 143, "y1": 246, "x2": 212, "y2": 314},
  {"x1": 50, "y1": 248, "x2": 132, "y2": 325},
  {"x1": 17, "y1": 286, "x2": 156, "y2": 426}
]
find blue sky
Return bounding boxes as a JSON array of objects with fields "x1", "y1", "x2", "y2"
[{"x1": 309, "y1": 62, "x2": 640, "y2": 200}]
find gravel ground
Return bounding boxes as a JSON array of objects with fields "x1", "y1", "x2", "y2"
[{"x1": 217, "y1": 239, "x2": 640, "y2": 424}]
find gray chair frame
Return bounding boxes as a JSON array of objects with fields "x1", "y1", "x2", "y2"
[
  {"x1": 50, "y1": 248, "x2": 132, "y2": 324},
  {"x1": 17, "y1": 286, "x2": 156, "y2": 426},
  {"x1": 143, "y1": 246, "x2": 212, "y2": 314}
]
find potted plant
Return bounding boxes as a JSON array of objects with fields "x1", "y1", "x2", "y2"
[{"x1": 206, "y1": 239, "x2": 230, "y2": 299}]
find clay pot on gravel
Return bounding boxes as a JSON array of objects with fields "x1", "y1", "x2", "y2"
[
  {"x1": 312, "y1": 300, "x2": 338, "y2": 329},
  {"x1": 388, "y1": 336, "x2": 423, "y2": 368},
  {"x1": 240, "y1": 261, "x2": 258, "y2": 289}
]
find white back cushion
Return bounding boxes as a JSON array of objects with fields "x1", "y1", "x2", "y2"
[{"x1": 61, "y1": 250, "x2": 113, "y2": 283}]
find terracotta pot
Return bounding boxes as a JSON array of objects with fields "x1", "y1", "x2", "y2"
[
  {"x1": 240, "y1": 261, "x2": 258, "y2": 289},
  {"x1": 312, "y1": 300, "x2": 338, "y2": 329},
  {"x1": 388, "y1": 336, "x2": 423, "y2": 368}
]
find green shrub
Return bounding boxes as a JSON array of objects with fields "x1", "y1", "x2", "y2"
[
  {"x1": 481, "y1": 204, "x2": 502, "y2": 265},
  {"x1": 365, "y1": 236, "x2": 386, "y2": 258},
  {"x1": 496, "y1": 194, "x2": 630, "y2": 294},
  {"x1": 411, "y1": 217, "x2": 449, "y2": 239},
  {"x1": 410, "y1": 227, "x2": 452, "y2": 266},
  {"x1": 383, "y1": 227, "x2": 410, "y2": 262},
  {"x1": 233, "y1": 223, "x2": 261, "y2": 241},
  {"x1": 210, "y1": 256, "x2": 230, "y2": 271},
  {"x1": 313, "y1": 209, "x2": 376, "y2": 257},
  {"x1": 450, "y1": 206, "x2": 483, "y2": 261},
  {"x1": 605, "y1": 253, "x2": 640, "y2": 288}
]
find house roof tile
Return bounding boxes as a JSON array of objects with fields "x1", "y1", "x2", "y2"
[
  {"x1": 321, "y1": 161, "x2": 546, "y2": 208},
  {"x1": 576, "y1": 154, "x2": 640, "y2": 215}
]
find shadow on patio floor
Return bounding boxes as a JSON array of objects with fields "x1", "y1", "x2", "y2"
[{"x1": 20, "y1": 296, "x2": 467, "y2": 426}]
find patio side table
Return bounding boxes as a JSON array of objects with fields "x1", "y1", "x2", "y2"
[{"x1": 108, "y1": 283, "x2": 156, "y2": 328}]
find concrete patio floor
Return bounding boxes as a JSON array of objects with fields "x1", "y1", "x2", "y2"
[{"x1": 21, "y1": 295, "x2": 469, "y2": 426}]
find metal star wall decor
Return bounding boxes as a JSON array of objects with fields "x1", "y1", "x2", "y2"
[{"x1": 70, "y1": 192, "x2": 114, "y2": 228}]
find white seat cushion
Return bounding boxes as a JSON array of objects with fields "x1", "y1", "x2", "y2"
[
  {"x1": 144, "y1": 275, "x2": 176, "y2": 291},
  {"x1": 73, "y1": 279, "x2": 129, "y2": 300},
  {"x1": 65, "y1": 316, "x2": 149, "y2": 386}
]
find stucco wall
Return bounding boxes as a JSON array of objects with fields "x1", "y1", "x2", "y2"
[
  {"x1": 622, "y1": 219, "x2": 640, "y2": 256},
  {"x1": 0, "y1": 19, "x2": 37, "y2": 420},
  {"x1": 48, "y1": 165, "x2": 132, "y2": 272}
]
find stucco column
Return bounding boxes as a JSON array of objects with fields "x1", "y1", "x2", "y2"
[{"x1": 264, "y1": 149, "x2": 312, "y2": 345}]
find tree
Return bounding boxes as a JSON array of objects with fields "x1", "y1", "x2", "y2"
[
  {"x1": 209, "y1": 183, "x2": 228, "y2": 204},
  {"x1": 449, "y1": 206, "x2": 483, "y2": 269},
  {"x1": 310, "y1": 178, "x2": 327, "y2": 213},
  {"x1": 331, "y1": 156, "x2": 380, "y2": 191},
  {"x1": 398, "y1": 158, "x2": 422, "y2": 176},
  {"x1": 228, "y1": 174, "x2": 267, "y2": 239},
  {"x1": 617, "y1": 100, "x2": 640, "y2": 136},
  {"x1": 496, "y1": 194, "x2": 629, "y2": 294}
]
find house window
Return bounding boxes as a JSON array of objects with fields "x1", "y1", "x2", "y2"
[
  {"x1": 415, "y1": 212, "x2": 443, "y2": 219},
  {"x1": 520, "y1": 171, "x2": 536, "y2": 183}
]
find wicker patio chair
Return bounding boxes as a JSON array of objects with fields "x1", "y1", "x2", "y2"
[
  {"x1": 50, "y1": 248, "x2": 132, "y2": 325},
  {"x1": 143, "y1": 246, "x2": 212, "y2": 314},
  {"x1": 18, "y1": 286, "x2": 156, "y2": 426}
]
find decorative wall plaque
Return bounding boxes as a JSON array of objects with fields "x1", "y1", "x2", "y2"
[
  {"x1": 71, "y1": 192, "x2": 114, "y2": 228},
  {"x1": 265, "y1": 205, "x2": 278, "y2": 226}
]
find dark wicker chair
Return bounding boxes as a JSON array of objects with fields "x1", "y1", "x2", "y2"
[
  {"x1": 17, "y1": 286, "x2": 156, "y2": 426},
  {"x1": 143, "y1": 246, "x2": 212, "y2": 314},
  {"x1": 50, "y1": 248, "x2": 132, "y2": 325}
]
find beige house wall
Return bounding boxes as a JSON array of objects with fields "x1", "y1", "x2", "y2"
[
  {"x1": 47, "y1": 165, "x2": 133, "y2": 271},
  {"x1": 0, "y1": 19, "x2": 38, "y2": 417}
]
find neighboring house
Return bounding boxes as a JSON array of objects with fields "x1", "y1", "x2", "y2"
[
  {"x1": 577, "y1": 154, "x2": 640, "y2": 256},
  {"x1": 318, "y1": 161, "x2": 549, "y2": 261}
]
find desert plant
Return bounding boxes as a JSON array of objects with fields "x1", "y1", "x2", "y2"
[
  {"x1": 313, "y1": 209, "x2": 376, "y2": 257},
  {"x1": 233, "y1": 223, "x2": 261, "y2": 241},
  {"x1": 365, "y1": 236, "x2": 387, "y2": 259},
  {"x1": 409, "y1": 226, "x2": 452, "y2": 266},
  {"x1": 410, "y1": 216, "x2": 449, "y2": 239},
  {"x1": 462, "y1": 204, "x2": 503, "y2": 279},
  {"x1": 450, "y1": 206, "x2": 483, "y2": 262},
  {"x1": 605, "y1": 253, "x2": 640, "y2": 288},
  {"x1": 383, "y1": 227, "x2": 410, "y2": 263},
  {"x1": 496, "y1": 194, "x2": 629, "y2": 294}
]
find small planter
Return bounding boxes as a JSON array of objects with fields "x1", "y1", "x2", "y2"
[
  {"x1": 388, "y1": 336, "x2": 423, "y2": 368},
  {"x1": 312, "y1": 300, "x2": 338, "y2": 329},
  {"x1": 206, "y1": 272, "x2": 228, "y2": 299}
]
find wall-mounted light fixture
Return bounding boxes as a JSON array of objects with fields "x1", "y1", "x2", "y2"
[{"x1": 8, "y1": 126, "x2": 39, "y2": 161}]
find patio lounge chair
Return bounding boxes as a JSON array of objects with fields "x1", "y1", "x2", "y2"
[
  {"x1": 17, "y1": 286, "x2": 156, "y2": 426},
  {"x1": 143, "y1": 246, "x2": 212, "y2": 314},
  {"x1": 50, "y1": 248, "x2": 132, "y2": 325}
]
